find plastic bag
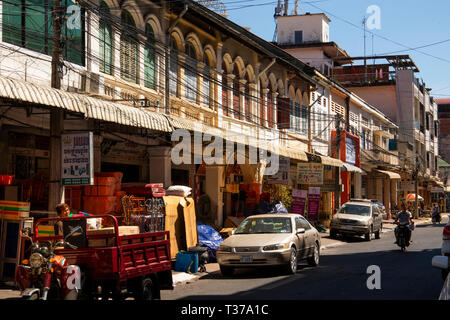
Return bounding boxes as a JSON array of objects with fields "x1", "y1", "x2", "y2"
[{"x1": 166, "y1": 185, "x2": 192, "y2": 197}]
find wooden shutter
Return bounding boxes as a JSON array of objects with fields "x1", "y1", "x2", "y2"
[
  {"x1": 277, "y1": 97, "x2": 290, "y2": 129},
  {"x1": 222, "y1": 75, "x2": 228, "y2": 116},
  {"x1": 267, "y1": 94, "x2": 273, "y2": 128},
  {"x1": 233, "y1": 77, "x2": 240, "y2": 119},
  {"x1": 245, "y1": 85, "x2": 251, "y2": 122}
]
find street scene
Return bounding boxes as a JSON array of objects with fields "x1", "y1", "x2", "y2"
[{"x1": 0, "y1": 0, "x2": 449, "y2": 306}]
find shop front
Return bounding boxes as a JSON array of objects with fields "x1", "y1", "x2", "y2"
[{"x1": 331, "y1": 131, "x2": 361, "y2": 206}]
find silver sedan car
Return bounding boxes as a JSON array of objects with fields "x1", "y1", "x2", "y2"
[{"x1": 217, "y1": 214, "x2": 321, "y2": 276}]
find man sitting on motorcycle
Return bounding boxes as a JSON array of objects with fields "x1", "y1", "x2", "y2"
[{"x1": 394, "y1": 204, "x2": 414, "y2": 244}]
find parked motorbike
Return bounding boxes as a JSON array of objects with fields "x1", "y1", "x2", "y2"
[
  {"x1": 15, "y1": 227, "x2": 83, "y2": 300},
  {"x1": 396, "y1": 223, "x2": 411, "y2": 252}
]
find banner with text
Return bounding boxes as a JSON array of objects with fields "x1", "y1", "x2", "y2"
[
  {"x1": 307, "y1": 187, "x2": 321, "y2": 221},
  {"x1": 61, "y1": 132, "x2": 94, "y2": 186},
  {"x1": 297, "y1": 163, "x2": 323, "y2": 185}
]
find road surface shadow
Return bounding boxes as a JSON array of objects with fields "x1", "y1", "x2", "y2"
[{"x1": 181, "y1": 247, "x2": 443, "y2": 300}]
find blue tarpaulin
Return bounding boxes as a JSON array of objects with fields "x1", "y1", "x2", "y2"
[{"x1": 197, "y1": 223, "x2": 224, "y2": 262}]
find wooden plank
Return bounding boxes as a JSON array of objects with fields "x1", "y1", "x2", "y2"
[
  {"x1": 163, "y1": 196, "x2": 185, "y2": 258},
  {"x1": 182, "y1": 197, "x2": 198, "y2": 249}
]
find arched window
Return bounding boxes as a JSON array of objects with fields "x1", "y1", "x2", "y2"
[
  {"x1": 203, "y1": 54, "x2": 211, "y2": 107},
  {"x1": 185, "y1": 42, "x2": 197, "y2": 103},
  {"x1": 144, "y1": 24, "x2": 156, "y2": 89},
  {"x1": 232, "y1": 66, "x2": 240, "y2": 120},
  {"x1": 120, "y1": 10, "x2": 138, "y2": 83},
  {"x1": 99, "y1": 2, "x2": 112, "y2": 74},
  {"x1": 169, "y1": 36, "x2": 178, "y2": 96}
]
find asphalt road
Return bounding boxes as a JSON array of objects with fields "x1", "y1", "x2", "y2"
[{"x1": 162, "y1": 217, "x2": 448, "y2": 300}]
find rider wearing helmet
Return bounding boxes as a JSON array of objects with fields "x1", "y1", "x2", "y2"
[{"x1": 394, "y1": 203, "x2": 413, "y2": 244}]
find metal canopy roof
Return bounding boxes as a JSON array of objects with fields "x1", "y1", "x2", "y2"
[{"x1": 335, "y1": 55, "x2": 420, "y2": 72}]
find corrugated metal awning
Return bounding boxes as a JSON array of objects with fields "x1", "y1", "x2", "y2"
[
  {"x1": 320, "y1": 156, "x2": 344, "y2": 167},
  {"x1": 342, "y1": 163, "x2": 364, "y2": 173},
  {"x1": 375, "y1": 169, "x2": 401, "y2": 180},
  {"x1": 0, "y1": 75, "x2": 172, "y2": 132}
]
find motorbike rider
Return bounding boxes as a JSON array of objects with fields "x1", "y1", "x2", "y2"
[{"x1": 394, "y1": 203, "x2": 414, "y2": 244}]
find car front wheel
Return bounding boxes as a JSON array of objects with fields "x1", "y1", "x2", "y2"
[
  {"x1": 307, "y1": 243, "x2": 320, "y2": 267},
  {"x1": 285, "y1": 247, "x2": 298, "y2": 274}
]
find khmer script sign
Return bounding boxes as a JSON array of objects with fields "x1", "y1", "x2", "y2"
[{"x1": 61, "y1": 132, "x2": 94, "y2": 186}]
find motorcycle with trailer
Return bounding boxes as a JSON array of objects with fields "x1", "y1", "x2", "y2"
[{"x1": 15, "y1": 214, "x2": 173, "y2": 300}]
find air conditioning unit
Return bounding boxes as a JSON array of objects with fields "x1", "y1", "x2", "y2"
[{"x1": 79, "y1": 71, "x2": 100, "y2": 95}]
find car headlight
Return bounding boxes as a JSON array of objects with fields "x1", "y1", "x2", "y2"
[
  {"x1": 263, "y1": 243, "x2": 288, "y2": 251},
  {"x1": 218, "y1": 245, "x2": 232, "y2": 252},
  {"x1": 30, "y1": 253, "x2": 44, "y2": 268}
]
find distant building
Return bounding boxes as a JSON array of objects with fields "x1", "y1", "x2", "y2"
[{"x1": 436, "y1": 99, "x2": 450, "y2": 164}]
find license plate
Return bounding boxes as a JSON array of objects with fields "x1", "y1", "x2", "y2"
[{"x1": 240, "y1": 256, "x2": 253, "y2": 263}]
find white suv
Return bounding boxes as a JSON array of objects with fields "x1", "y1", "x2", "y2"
[
  {"x1": 432, "y1": 215, "x2": 450, "y2": 280},
  {"x1": 330, "y1": 200, "x2": 383, "y2": 241}
]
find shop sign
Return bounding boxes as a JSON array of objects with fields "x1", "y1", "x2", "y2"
[
  {"x1": 429, "y1": 185, "x2": 444, "y2": 193},
  {"x1": 291, "y1": 189, "x2": 307, "y2": 216},
  {"x1": 308, "y1": 187, "x2": 321, "y2": 221},
  {"x1": 297, "y1": 163, "x2": 323, "y2": 185},
  {"x1": 61, "y1": 132, "x2": 94, "y2": 186},
  {"x1": 400, "y1": 181, "x2": 415, "y2": 192},
  {"x1": 266, "y1": 156, "x2": 290, "y2": 185},
  {"x1": 346, "y1": 137, "x2": 356, "y2": 165}
]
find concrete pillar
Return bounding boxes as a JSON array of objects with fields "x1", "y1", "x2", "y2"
[
  {"x1": 390, "y1": 180, "x2": 398, "y2": 219},
  {"x1": 205, "y1": 165, "x2": 224, "y2": 226},
  {"x1": 376, "y1": 178, "x2": 383, "y2": 203},
  {"x1": 48, "y1": 110, "x2": 64, "y2": 211},
  {"x1": 383, "y1": 178, "x2": 391, "y2": 214},
  {"x1": 148, "y1": 146, "x2": 172, "y2": 188},
  {"x1": 93, "y1": 135, "x2": 103, "y2": 173},
  {"x1": 354, "y1": 172, "x2": 362, "y2": 199}
]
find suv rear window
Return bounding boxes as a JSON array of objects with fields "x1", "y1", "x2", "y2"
[{"x1": 338, "y1": 204, "x2": 371, "y2": 216}]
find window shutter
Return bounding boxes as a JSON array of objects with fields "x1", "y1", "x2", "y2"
[
  {"x1": 233, "y1": 77, "x2": 240, "y2": 119},
  {"x1": 222, "y1": 75, "x2": 228, "y2": 116},
  {"x1": 277, "y1": 97, "x2": 290, "y2": 129}
]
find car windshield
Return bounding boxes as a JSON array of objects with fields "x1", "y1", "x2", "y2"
[
  {"x1": 234, "y1": 217, "x2": 292, "y2": 234},
  {"x1": 338, "y1": 204, "x2": 371, "y2": 216}
]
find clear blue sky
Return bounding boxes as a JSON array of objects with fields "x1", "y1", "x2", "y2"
[{"x1": 220, "y1": 0, "x2": 450, "y2": 99}]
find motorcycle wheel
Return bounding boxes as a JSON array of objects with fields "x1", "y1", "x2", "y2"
[{"x1": 23, "y1": 292, "x2": 39, "y2": 300}]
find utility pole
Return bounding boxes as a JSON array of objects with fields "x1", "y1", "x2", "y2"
[
  {"x1": 48, "y1": 0, "x2": 64, "y2": 213},
  {"x1": 414, "y1": 154, "x2": 420, "y2": 219},
  {"x1": 334, "y1": 114, "x2": 342, "y2": 215}
]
